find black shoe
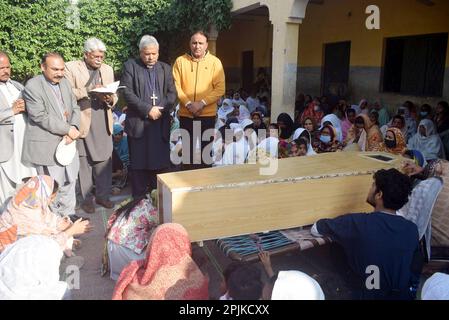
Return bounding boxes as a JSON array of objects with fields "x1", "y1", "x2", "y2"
[
  {"x1": 95, "y1": 198, "x2": 114, "y2": 209},
  {"x1": 80, "y1": 201, "x2": 95, "y2": 214}
]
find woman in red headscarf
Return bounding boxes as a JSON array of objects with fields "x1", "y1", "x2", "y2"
[
  {"x1": 112, "y1": 223, "x2": 209, "y2": 300},
  {"x1": 300, "y1": 100, "x2": 324, "y2": 127}
]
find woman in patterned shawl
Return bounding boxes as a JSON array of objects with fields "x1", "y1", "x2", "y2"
[
  {"x1": 402, "y1": 159, "x2": 449, "y2": 257},
  {"x1": 0, "y1": 175, "x2": 90, "y2": 254},
  {"x1": 112, "y1": 223, "x2": 209, "y2": 300},
  {"x1": 103, "y1": 195, "x2": 159, "y2": 281},
  {"x1": 383, "y1": 127, "x2": 407, "y2": 155}
]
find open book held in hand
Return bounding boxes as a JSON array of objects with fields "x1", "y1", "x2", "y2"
[{"x1": 90, "y1": 81, "x2": 126, "y2": 94}]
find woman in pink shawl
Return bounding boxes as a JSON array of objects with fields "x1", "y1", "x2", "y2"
[
  {"x1": 0, "y1": 175, "x2": 91, "y2": 254},
  {"x1": 112, "y1": 223, "x2": 209, "y2": 300}
]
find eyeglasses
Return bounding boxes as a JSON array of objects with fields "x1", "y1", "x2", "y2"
[{"x1": 87, "y1": 53, "x2": 105, "y2": 60}]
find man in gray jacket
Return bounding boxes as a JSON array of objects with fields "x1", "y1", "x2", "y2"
[
  {"x1": 0, "y1": 51, "x2": 36, "y2": 209},
  {"x1": 22, "y1": 52, "x2": 81, "y2": 217}
]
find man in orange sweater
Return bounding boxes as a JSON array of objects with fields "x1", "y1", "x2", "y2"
[{"x1": 172, "y1": 31, "x2": 226, "y2": 170}]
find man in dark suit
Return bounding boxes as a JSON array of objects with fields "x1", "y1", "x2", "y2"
[
  {"x1": 121, "y1": 35, "x2": 177, "y2": 197},
  {"x1": 22, "y1": 52, "x2": 80, "y2": 217}
]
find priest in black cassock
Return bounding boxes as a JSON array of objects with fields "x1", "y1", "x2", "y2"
[{"x1": 121, "y1": 35, "x2": 177, "y2": 197}]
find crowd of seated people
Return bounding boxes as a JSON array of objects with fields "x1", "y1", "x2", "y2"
[{"x1": 210, "y1": 93, "x2": 448, "y2": 167}]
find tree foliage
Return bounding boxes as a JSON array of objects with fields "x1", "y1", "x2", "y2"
[{"x1": 0, "y1": 0, "x2": 232, "y2": 81}]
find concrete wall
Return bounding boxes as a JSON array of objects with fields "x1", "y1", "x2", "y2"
[
  {"x1": 296, "y1": 66, "x2": 319, "y2": 97},
  {"x1": 299, "y1": 0, "x2": 449, "y2": 67},
  {"x1": 224, "y1": 67, "x2": 274, "y2": 92},
  {"x1": 218, "y1": 14, "x2": 273, "y2": 90},
  {"x1": 297, "y1": 0, "x2": 449, "y2": 111},
  {"x1": 297, "y1": 65, "x2": 449, "y2": 111}
]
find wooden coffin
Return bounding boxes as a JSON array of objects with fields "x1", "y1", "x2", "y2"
[{"x1": 157, "y1": 152, "x2": 402, "y2": 242}]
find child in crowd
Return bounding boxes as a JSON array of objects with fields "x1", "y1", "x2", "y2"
[
  {"x1": 292, "y1": 138, "x2": 308, "y2": 157},
  {"x1": 226, "y1": 263, "x2": 264, "y2": 300},
  {"x1": 279, "y1": 138, "x2": 308, "y2": 158},
  {"x1": 268, "y1": 123, "x2": 280, "y2": 139},
  {"x1": 218, "y1": 262, "x2": 245, "y2": 300},
  {"x1": 112, "y1": 124, "x2": 129, "y2": 193}
]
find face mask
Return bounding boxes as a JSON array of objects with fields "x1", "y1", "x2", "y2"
[
  {"x1": 420, "y1": 112, "x2": 428, "y2": 117},
  {"x1": 384, "y1": 139, "x2": 396, "y2": 149},
  {"x1": 320, "y1": 135, "x2": 331, "y2": 144}
]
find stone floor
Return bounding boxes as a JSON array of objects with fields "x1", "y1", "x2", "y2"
[{"x1": 65, "y1": 188, "x2": 448, "y2": 300}]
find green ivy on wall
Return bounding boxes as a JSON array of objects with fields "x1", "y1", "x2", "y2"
[{"x1": 0, "y1": 0, "x2": 232, "y2": 81}]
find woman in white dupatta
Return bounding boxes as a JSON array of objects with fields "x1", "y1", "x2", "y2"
[
  {"x1": 247, "y1": 135, "x2": 280, "y2": 165},
  {"x1": 398, "y1": 103, "x2": 418, "y2": 142},
  {"x1": 351, "y1": 99, "x2": 368, "y2": 115},
  {"x1": 222, "y1": 124, "x2": 250, "y2": 165},
  {"x1": 216, "y1": 99, "x2": 234, "y2": 130},
  {"x1": 241, "y1": 118, "x2": 258, "y2": 152},
  {"x1": 238, "y1": 104, "x2": 251, "y2": 124},
  {"x1": 320, "y1": 114, "x2": 343, "y2": 142},
  {"x1": 270, "y1": 271, "x2": 325, "y2": 300},
  {"x1": 0, "y1": 235, "x2": 68, "y2": 300},
  {"x1": 422, "y1": 273, "x2": 449, "y2": 300},
  {"x1": 408, "y1": 119, "x2": 445, "y2": 162}
]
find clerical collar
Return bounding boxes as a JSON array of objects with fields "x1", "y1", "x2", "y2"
[{"x1": 146, "y1": 62, "x2": 157, "y2": 69}]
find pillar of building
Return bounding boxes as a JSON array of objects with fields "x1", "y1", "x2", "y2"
[
  {"x1": 231, "y1": 0, "x2": 310, "y2": 121},
  {"x1": 208, "y1": 24, "x2": 219, "y2": 55},
  {"x1": 270, "y1": 20, "x2": 301, "y2": 121}
]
